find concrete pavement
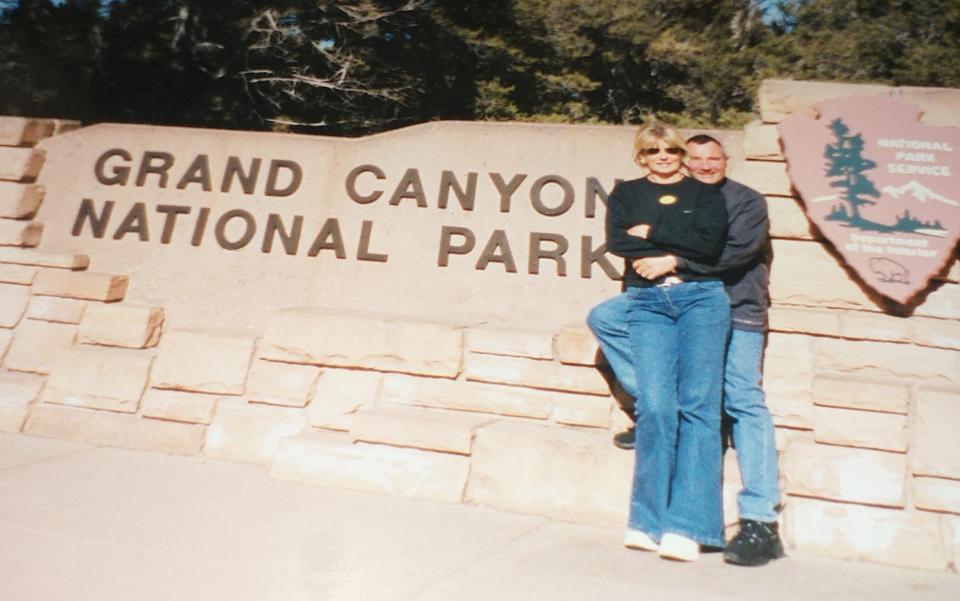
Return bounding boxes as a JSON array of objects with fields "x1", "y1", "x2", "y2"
[{"x1": 0, "y1": 432, "x2": 956, "y2": 601}]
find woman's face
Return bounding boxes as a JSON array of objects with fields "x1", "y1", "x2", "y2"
[{"x1": 639, "y1": 140, "x2": 684, "y2": 179}]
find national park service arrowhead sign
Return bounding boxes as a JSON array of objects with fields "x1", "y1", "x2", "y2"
[{"x1": 779, "y1": 97, "x2": 960, "y2": 305}]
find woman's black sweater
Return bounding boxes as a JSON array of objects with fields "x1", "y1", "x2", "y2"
[{"x1": 605, "y1": 176, "x2": 728, "y2": 288}]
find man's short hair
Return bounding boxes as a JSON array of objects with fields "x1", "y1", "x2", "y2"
[{"x1": 686, "y1": 134, "x2": 724, "y2": 147}]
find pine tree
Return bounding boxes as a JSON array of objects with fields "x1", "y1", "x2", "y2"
[{"x1": 823, "y1": 118, "x2": 880, "y2": 224}]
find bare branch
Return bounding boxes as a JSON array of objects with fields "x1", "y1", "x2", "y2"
[
  {"x1": 267, "y1": 117, "x2": 328, "y2": 127},
  {"x1": 242, "y1": 2, "x2": 424, "y2": 120}
]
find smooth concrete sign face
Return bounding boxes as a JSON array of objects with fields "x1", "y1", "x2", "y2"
[
  {"x1": 36, "y1": 122, "x2": 644, "y2": 330},
  {"x1": 779, "y1": 97, "x2": 960, "y2": 305}
]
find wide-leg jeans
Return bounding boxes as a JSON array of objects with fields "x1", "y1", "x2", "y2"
[
  {"x1": 624, "y1": 280, "x2": 730, "y2": 548},
  {"x1": 589, "y1": 290, "x2": 782, "y2": 527},
  {"x1": 587, "y1": 292, "x2": 640, "y2": 401}
]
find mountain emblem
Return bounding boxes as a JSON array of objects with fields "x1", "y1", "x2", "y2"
[{"x1": 880, "y1": 181, "x2": 958, "y2": 206}]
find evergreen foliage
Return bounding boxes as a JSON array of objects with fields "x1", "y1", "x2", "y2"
[
  {"x1": 1, "y1": 1, "x2": 957, "y2": 135},
  {"x1": 823, "y1": 118, "x2": 880, "y2": 223}
]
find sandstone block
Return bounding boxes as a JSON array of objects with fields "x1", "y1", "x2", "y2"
[
  {"x1": 769, "y1": 239, "x2": 876, "y2": 310},
  {"x1": 915, "y1": 283, "x2": 960, "y2": 320},
  {"x1": 814, "y1": 338, "x2": 957, "y2": 384},
  {"x1": 0, "y1": 220, "x2": 41, "y2": 247},
  {"x1": 947, "y1": 516, "x2": 960, "y2": 571},
  {"x1": 246, "y1": 360, "x2": 321, "y2": 407},
  {"x1": 307, "y1": 368, "x2": 381, "y2": 430},
  {"x1": 0, "y1": 116, "x2": 56, "y2": 145},
  {"x1": 26, "y1": 296, "x2": 86, "y2": 324},
  {"x1": 551, "y1": 391, "x2": 611, "y2": 428},
  {"x1": 52, "y1": 119, "x2": 81, "y2": 135},
  {"x1": 897, "y1": 86, "x2": 960, "y2": 127},
  {"x1": 0, "y1": 147, "x2": 44, "y2": 181},
  {"x1": 0, "y1": 328, "x2": 11, "y2": 359},
  {"x1": 25, "y1": 403, "x2": 205, "y2": 455},
  {"x1": 812, "y1": 405, "x2": 907, "y2": 452},
  {"x1": 743, "y1": 120, "x2": 783, "y2": 160},
  {"x1": 0, "y1": 182, "x2": 43, "y2": 218},
  {"x1": 380, "y1": 373, "x2": 552, "y2": 419},
  {"x1": 763, "y1": 332, "x2": 815, "y2": 407},
  {"x1": 42, "y1": 346, "x2": 152, "y2": 413},
  {"x1": 945, "y1": 261, "x2": 960, "y2": 283},
  {"x1": 0, "y1": 282, "x2": 29, "y2": 328},
  {"x1": 783, "y1": 497, "x2": 948, "y2": 570},
  {"x1": 914, "y1": 477, "x2": 960, "y2": 515},
  {"x1": 0, "y1": 247, "x2": 88, "y2": 269},
  {"x1": 767, "y1": 396, "x2": 814, "y2": 429},
  {"x1": 270, "y1": 430, "x2": 470, "y2": 503},
  {"x1": 349, "y1": 406, "x2": 494, "y2": 454},
  {"x1": 767, "y1": 196, "x2": 814, "y2": 240},
  {"x1": 556, "y1": 322, "x2": 600, "y2": 366},
  {"x1": 812, "y1": 373, "x2": 909, "y2": 414},
  {"x1": 3, "y1": 320, "x2": 76, "y2": 373},
  {"x1": 261, "y1": 307, "x2": 463, "y2": 378},
  {"x1": 0, "y1": 369, "x2": 39, "y2": 402},
  {"x1": 0, "y1": 370, "x2": 45, "y2": 432},
  {"x1": 465, "y1": 420, "x2": 632, "y2": 527},
  {"x1": 150, "y1": 329, "x2": 255, "y2": 395},
  {"x1": 32, "y1": 270, "x2": 128, "y2": 302},
  {"x1": 0, "y1": 405, "x2": 26, "y2": 433},
  {"x1": 727, "y1": 160, "x2": 793, "y2": 196},
  {"x1": 758, "y1": 79, "x2": 891, "y2": 123},
  {"x1": 610, "y1": 401, "x2": 633, "y2": 434},
  {"x1": 912, "y1": 388, "x2": 960, "y2": 479},
  {"x1": 464, "y1": 353, "x2": 609, "y2": 395},
  {"x1": 782, "y1": 438, "x2": 907, "y2": 507},
  {"x1": 77, "y1": 303, "x2": 163, "y2": 348},
  {"x1": 204, "y1": 400, "x2": 306, "y2": 464},
  {"x1": 467, "y1": 325, "x2": 553, "y2": 359},
  {"x1": 911, "y1": 317, "x2": 960, "y2": 350},
  {"x1": 0, "y1": 263, "x2": 36, "y2": 285},
  {"x1": 775, "y1": 426, "x2": 813, "y2": 452},
  {"x1": 140, "y1": 388, "x2": 220, "y2": 425},
  {"x1": 768, "y1": 306, "x2": 842, "y2": 336},
  {"x1": 839, "y1": 311, "x2": 910, "y2": 343}
]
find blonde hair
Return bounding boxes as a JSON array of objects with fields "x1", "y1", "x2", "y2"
[{"x1": 632, "y1": 121, "x2": 686, "y2": 167}]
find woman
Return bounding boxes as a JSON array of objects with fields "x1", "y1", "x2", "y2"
[{"x1": 596, "y1": 121, "x2": 730, "y2": 561}]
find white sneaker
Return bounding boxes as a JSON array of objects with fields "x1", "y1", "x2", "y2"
[
  {"x1": 658, "y1": 533, "x2": 700, "y2": 562},
  {"x1": 624, "y1": 529, "x2": 659, "y2": 551}
]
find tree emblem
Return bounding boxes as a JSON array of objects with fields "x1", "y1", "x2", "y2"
[{"x1": 823, "y1": 118, "x2": 881, "y2": 226}]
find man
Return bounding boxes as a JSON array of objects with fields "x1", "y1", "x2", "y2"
[{"x1": 586, "y1": 134, "x2": 784, "y2": 566}]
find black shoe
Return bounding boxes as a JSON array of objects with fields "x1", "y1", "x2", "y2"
[
  {"x1": 612, "y1": 426, "x2": 635, "y2": 450},
  {"x1": 723, "y1": 519, "x2": 786, "y2": 566}
]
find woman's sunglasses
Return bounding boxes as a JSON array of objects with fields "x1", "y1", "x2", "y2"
[{"x1": 640, "y1": 147, "x2": 685, "y2": 156}]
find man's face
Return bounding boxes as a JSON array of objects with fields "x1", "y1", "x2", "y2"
[{"x1": 685, "y1": 141, "x2": 727, "y2": 184}]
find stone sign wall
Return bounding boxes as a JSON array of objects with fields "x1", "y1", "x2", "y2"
[
  {"x1": 33, "y1": 120, "x2": 646, "y2": 331},
  {"x1": 0, "y1": 79, "x2": 958, "y2": 572}
]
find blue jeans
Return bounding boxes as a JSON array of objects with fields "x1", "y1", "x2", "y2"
[
  {"x1": 587, "y1": 292, "x2": 641, "y2": 400},
  {"x1": 627, "y1": 281, "x2": 729, "y2": 547},
  {"x1": 724, "y1": 329, "x2": 780, "y2": 522},
  {"x1": 587, "y1": 290, "x2": 781, "y2": 526}
]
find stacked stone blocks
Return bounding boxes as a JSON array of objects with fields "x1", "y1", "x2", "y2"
[
  {"x1": 259, "y1": 308, "x2": 630, "y2": 523},
  {"x1": 0, "y1": 81, "x2": 958, "y2": 573},
  {"x1": 0, "y1": 144, "x2": 634, "y2": 520},
  {"x1": 742, "y1": 80, "x2": 960, "y2": 571}
]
